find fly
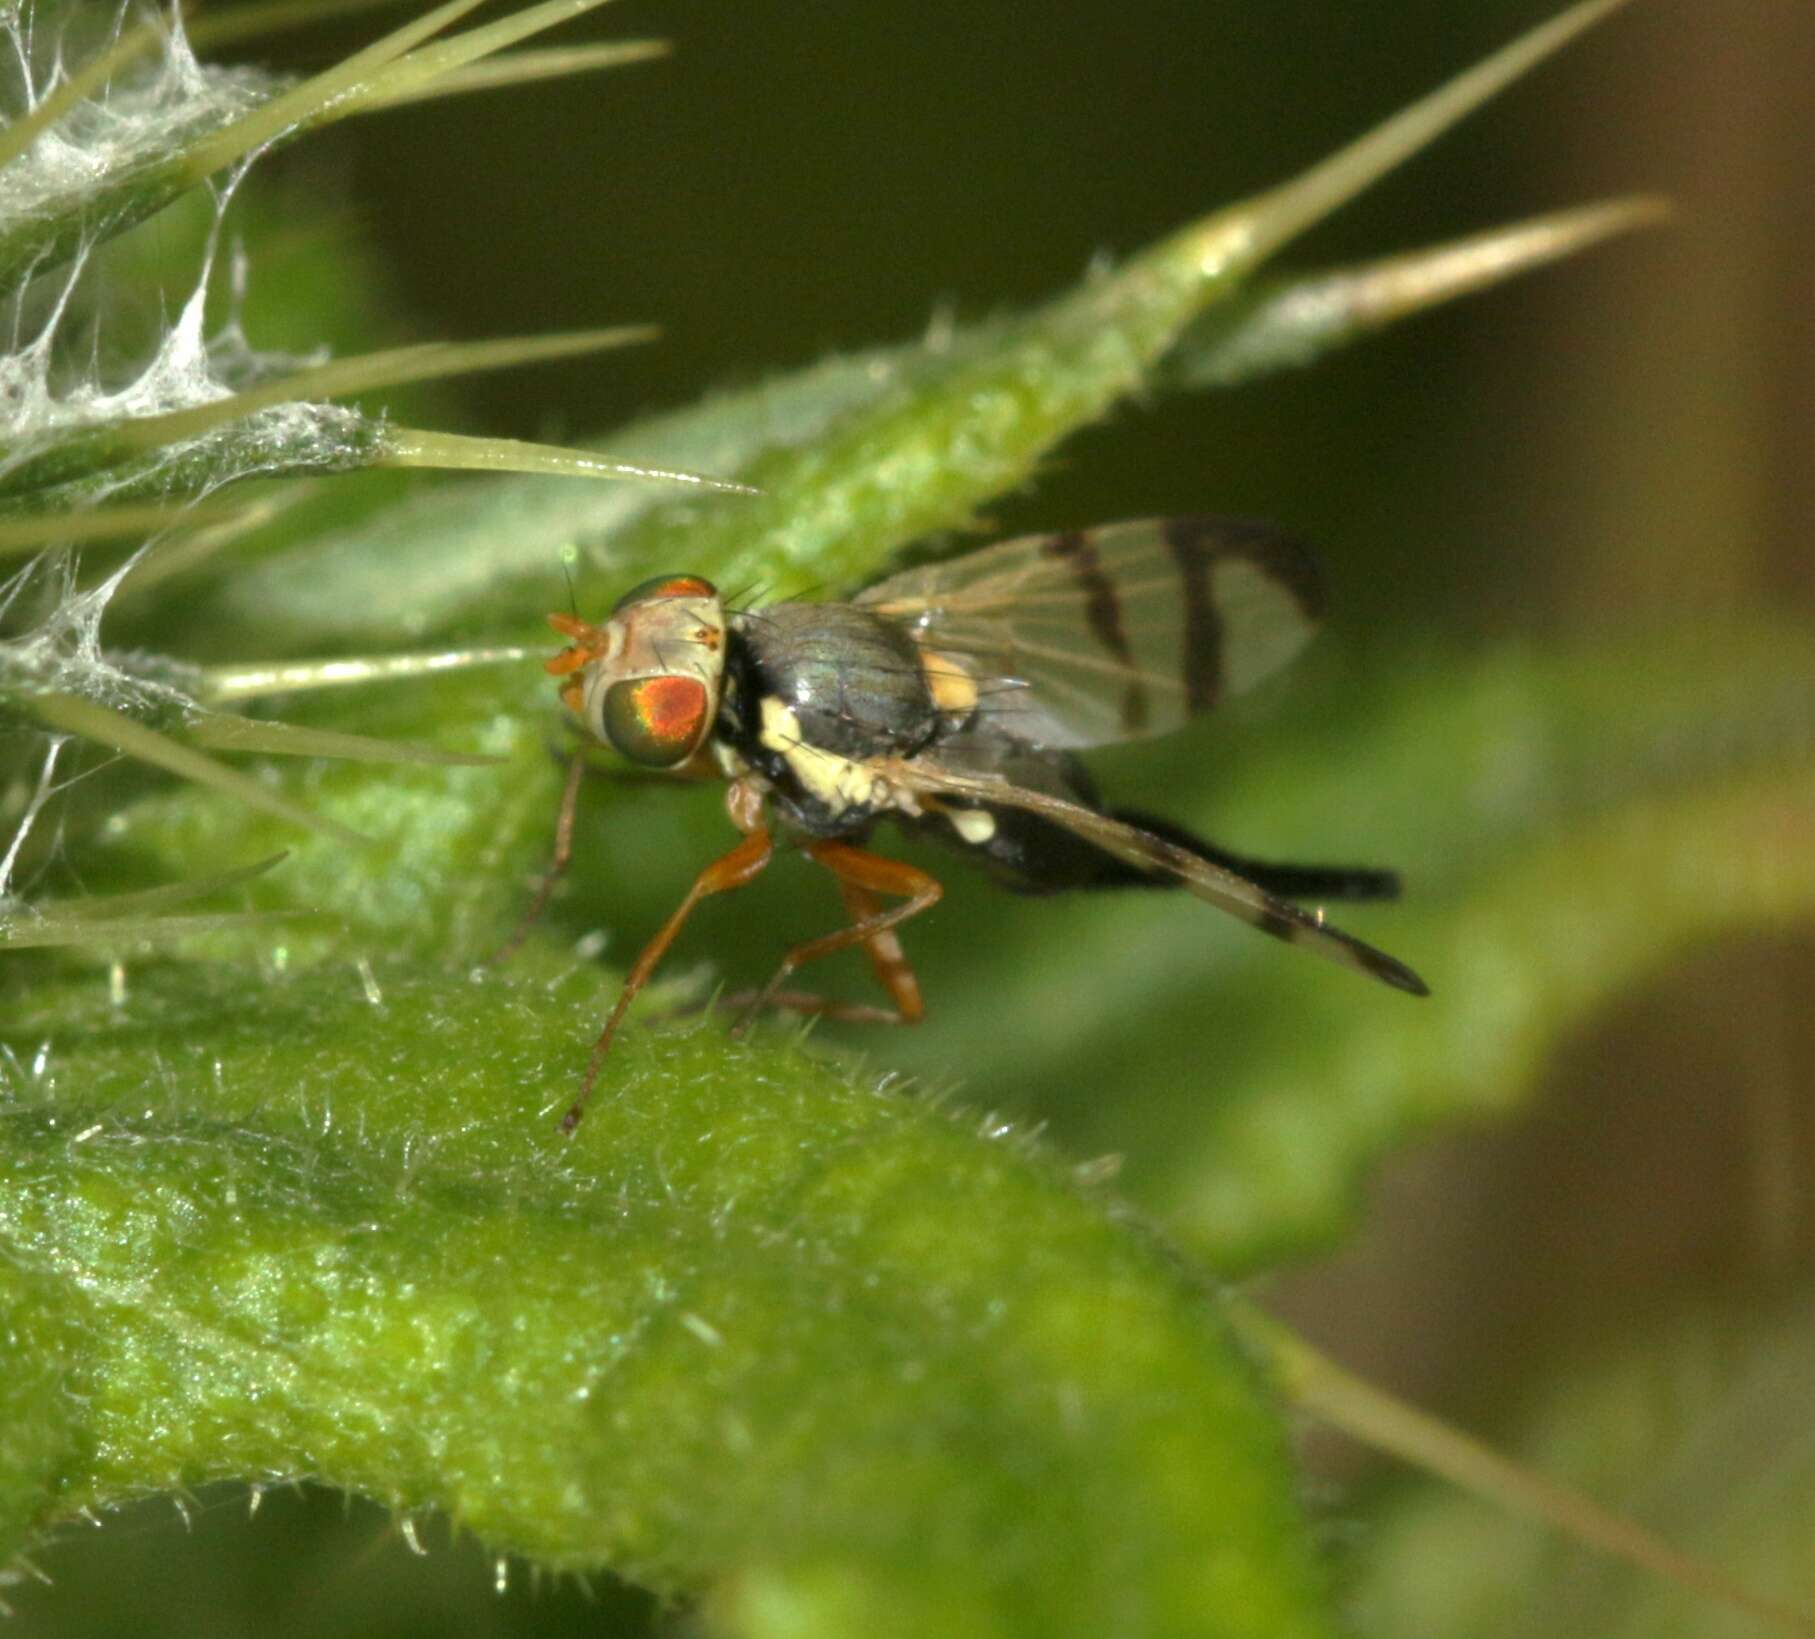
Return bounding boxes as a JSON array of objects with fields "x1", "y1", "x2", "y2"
[{"x1": 525, "y1": 517, "x2": 1428, "y2": 1133}]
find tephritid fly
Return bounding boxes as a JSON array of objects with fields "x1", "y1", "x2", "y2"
[{"x1": 522, "y1": 517, "x2": 1427, "y2": 1132}]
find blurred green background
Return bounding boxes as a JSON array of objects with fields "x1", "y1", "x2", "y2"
[{"x1": 16, "y1": 0, "x2": 1814, "y2": 1633}]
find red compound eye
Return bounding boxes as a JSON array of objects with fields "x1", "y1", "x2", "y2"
[{"x1": 603, "y1": 676, "x2": 710, "y2": 767}]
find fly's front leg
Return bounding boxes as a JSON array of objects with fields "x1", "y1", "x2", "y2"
[
  {"x1": 732, "y1": 841, "x2": 942, "y2": 1037},
  {"x1": 563, "y1": 779, "x2": 773, "y2": 1134},
  {"x1": 487, "y1": 747, "x2": 587, "y2": 966}
]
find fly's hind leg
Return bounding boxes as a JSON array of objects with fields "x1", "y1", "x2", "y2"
[
  {"x1": 731, "y1": 842, "x2": 942, "y2": 1036},
  {"x1": 1108, "y1": 809, "x2": 1402, "y2": 902}
]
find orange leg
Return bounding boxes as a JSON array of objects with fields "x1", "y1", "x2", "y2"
[
  {"x1": 732, "y1": 841, "x2": 942, "y2": 1037},
  {"x1": 723, "y1": 990, "x2": 908, "y2": 1025},
  {"x1": 713, "y1": 877, "x2": 927, "y2": 1026},
  {"x1": 488, "y1": 748, "x2": 588, "y2": 966},
  {"x1": 835, "y1": 874, "x2": 929, "y2": 1022},
  {"x1": 562, "y1": 820, "x2": 774, "y2": 1133}
]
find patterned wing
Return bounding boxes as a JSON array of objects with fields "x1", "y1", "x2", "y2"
[
  {"x1": 855, "y1": 517, "x2": 1325, "y2": 749},
  {"x1": 877, "y1": 755, "x2": 1428, "y2": 997}
]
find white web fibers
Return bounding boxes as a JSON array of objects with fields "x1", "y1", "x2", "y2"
[
  {"x1": 0, "y1": 1, "x2": 266, "y2": 225},
  {"x1": 0, "y1": 5, "x2": 364, "y2": 479},
  {"x1": 0, "y1": 726, "x2": 64, "y2": 906},
  {"x1": 0, "y1": 545, "x2": 180, "y2": 708},
  {"x1": 0, "y1": 540, "x2": 179, "y2": 910},
  {"x1": 0, "y1": 176, "x2": 364, "y2": 494},
  {"x1": 0, "y1": 2, "x2": 369, "y2": 901}
]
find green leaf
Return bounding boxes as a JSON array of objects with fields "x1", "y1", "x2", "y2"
[
  {"x1": 1161, "y1": 197, "x2": 1670, "y2": 391},
  {"x1": 0, "y1": 853, "x2": 286, "y2": 949},
  {"x1": 358, "y1": 39, "x2": 671, "y2": 109},
  {"x1": 0, "y1": 498, "x2": 247, "y2": 560},
  {"x1": 85, "y1": 663, "x2": 552, "y2": 961},
  {"x1": 0, "y1": 329, "x2": 657, "y2": 502},
  {"x1": 185, "y1": 711, "x2": 504, "y2": 766},
  {"x1": 0, "y1": 966, "x2": 1332, "y2": 1639},
  {"x1": 1, "y1": 331, "x2": 752, "y2": 518},
  {"x1": 26, "y1": 692, "x2": 371, "y2": 848}
]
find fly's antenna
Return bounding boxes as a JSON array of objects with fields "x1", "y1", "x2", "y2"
[{"x1": 561, "y1": 559, "x2": 580, "y2": 620}]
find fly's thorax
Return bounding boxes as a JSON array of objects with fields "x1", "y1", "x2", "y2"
[
  {"x1": 547, "y1": 575, "x2": 727, "y2": 768},
  {"x1": 735, "y1": 601, "x2": 941, "y2": 761}
]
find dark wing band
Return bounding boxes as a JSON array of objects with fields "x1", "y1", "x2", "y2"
[{"x1": 856, "y1": 517, "x2": 1325, "y2": 749}]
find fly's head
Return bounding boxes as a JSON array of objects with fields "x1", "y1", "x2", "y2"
[{"x1": 546, "y1": 574, "x2": 726, "y2": 767}]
